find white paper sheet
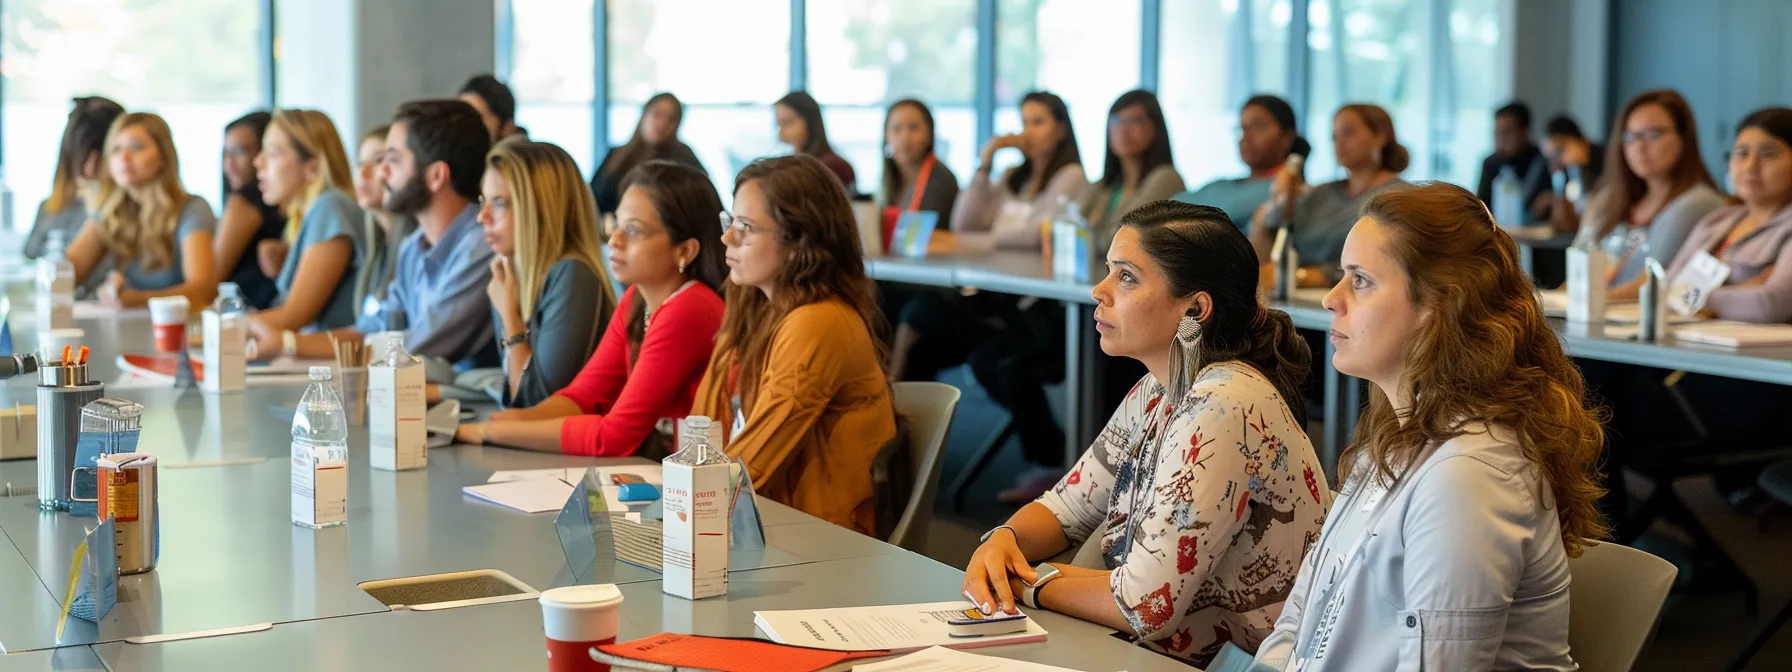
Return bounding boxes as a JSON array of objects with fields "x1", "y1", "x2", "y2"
[
  {"x1": 486, "y1": 464, "x2": 662, "y2": 485},
  {"x1": 853, "y1": 647, "x2": 1082, "y2": 672},
  {"x1": 754, "y1": 602, "x2": 1047, "y2": 653},
  {"x1": 461, "y1": 478, "x2": 575, "y2": 513}
]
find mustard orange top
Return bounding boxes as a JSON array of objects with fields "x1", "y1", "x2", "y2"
[{"x1": 692, "y1": 299, "x2": 895, "y2": 535}]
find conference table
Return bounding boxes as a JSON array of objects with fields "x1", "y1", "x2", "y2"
[
  {"x1": 0, "y1": 299, "x2": 1198, "y2": 671},
  {"x1": 869, "y1": 249, "x2": 1792, "y2": 474}
]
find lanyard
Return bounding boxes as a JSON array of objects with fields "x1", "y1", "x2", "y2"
[
  {"x1": 1293, "y1": 472, "x2": 1407, "y2": 669},
  {"x1": 906, "y1": 156, "x2": 938, "y2": 212}
]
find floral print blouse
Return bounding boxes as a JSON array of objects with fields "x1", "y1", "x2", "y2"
[{"x1": 1037, "y1": 360, "x2": 1331, "y2": 668}]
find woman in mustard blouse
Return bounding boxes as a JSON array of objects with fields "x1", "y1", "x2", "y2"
[{"x1": 692, "y1": 154, "x2": 896, "y2": 535}]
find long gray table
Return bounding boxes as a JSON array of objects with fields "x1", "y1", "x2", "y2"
[
  {"x1": 0, "y1": 305, "x2": 1206, "y2": 670},
  {"x1": 87, "y1": 555, "x2": 1196, "y2": 672}
]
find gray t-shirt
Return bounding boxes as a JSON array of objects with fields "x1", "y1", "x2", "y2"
[
  {"x1": 495, "y1": 258, "x2": 614, "y2": 409},
  {"x1": 275, "y1": 188, "x2": 367, "y2": 331},
  {"x1": 1576, "y1": 183, "x2": 1729, "y2": 286},
  {"x1": 121, "y1": 195, "x2": 217, "y2": 291},
  {"x1": 24, "y1": 199, "x2": 88, "y2": 260},
  {"x1": 1285, "y1": 179, "x2": 1407, "y2": 265}
]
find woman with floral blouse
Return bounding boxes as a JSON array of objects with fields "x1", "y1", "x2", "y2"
[{"x1": 962, "y1": 201, "x2": 1330, "y2": 668}]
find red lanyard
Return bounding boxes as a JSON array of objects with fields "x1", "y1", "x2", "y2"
[{"x1": 905, "y1": 155, "x2": 937, "y2": 212}]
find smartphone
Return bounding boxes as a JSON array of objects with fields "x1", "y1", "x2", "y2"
[
  {"x1": 610, "y1": 473, "x2": 647, "y2": 486},
  {"x1": 946, "y1": 609, "x2": 1029, "y2": 638}
]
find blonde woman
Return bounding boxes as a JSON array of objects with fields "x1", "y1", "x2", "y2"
[
  {"x1": 478, "y1": 141, "x2": 617, "y2": 408},
  {"x1": 67, "y1": 112, "x2": 219, "y2": 308},
  {"x1": 248, "y1": 109, "x2": 366, "y2": 335}
]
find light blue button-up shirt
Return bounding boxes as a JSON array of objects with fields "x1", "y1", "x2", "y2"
[{"x1": 357, "y1": 203, "x2": 496, "y2": 368}]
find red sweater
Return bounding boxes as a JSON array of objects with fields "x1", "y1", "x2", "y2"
[{"x1": 556, "y1": 284, "x2": 725, "y2": 456}]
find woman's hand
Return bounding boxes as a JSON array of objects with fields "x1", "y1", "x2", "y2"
[
  {"x1": 961, "y1": 528, "x2": 1038, "y2": 616},
  {"x1": 487, "y1": 256, "x2": 522, "y2": 332},
  {"x1": 455, "y1": 422, "x2": 485, "y2": 446},
  {"x1": 257, "y1": 240, "x2": 290, "y2": 279},
  {"x1": 95, "y1": 272, "x2": 126, "y2": 306},
  {"x1": 1269, "y1": 167, "x2": 1305, "y2": 209},
  {"x1": 245, "y1": 317, "x2": 281, "y2": 361},
  {"x1": 978, "y1": 134, "x2": 1024, "y2": 171}
]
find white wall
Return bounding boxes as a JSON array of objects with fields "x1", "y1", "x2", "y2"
[
  {"x1": 1510, "y1": 0, "x2": 1608, "y2": 137},
  {"x1": 278, "y1": 0, "x2": 495, "y2": 145}
]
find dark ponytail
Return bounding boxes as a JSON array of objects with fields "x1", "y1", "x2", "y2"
[
  {"x1": 1123, "y1": 201, "x2": 1313, "y2": 426},
  {"x1": 616, "y1": 160, "x2": 728, "y2": 363}
]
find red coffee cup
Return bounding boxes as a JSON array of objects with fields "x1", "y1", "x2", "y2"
[
  {"x1": 540, "y1": 584, "x2": 624, "y2": 672},
  {"x1": 147, "y1": 296, "x2": 190, "y2": 355}
]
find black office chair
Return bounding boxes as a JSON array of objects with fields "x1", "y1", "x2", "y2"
[
  {"x1": 1618, "y1": 371, "x2": 1791, "y2": 617},
  {"x1": 1727, "y1": 459, "x2": 1792, "y2": 671}
]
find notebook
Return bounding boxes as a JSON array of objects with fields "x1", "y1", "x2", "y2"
[
  {"x1": 591, "y1": 633, "x2": 889, "y2": 672},
  {"x1": 1673, "y1": 322, "x2": 1792, "y2": 348}
]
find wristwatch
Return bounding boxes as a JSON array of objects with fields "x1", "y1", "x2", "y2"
[
  {"x1": 1021, "y1": 563, "x2": 1063, "y2": 610},
  {"x1": 501, "y1": 330, "x2": 531, "y2": 349}
]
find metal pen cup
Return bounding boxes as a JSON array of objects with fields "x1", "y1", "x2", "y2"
[{"x1": 36, "y1": 362, "x2": 104, "y2": 511}]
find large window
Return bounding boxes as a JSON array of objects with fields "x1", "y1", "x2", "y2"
[
  {"x1": 1305, "y1": 0, "x2": 1430, "y2": 181},
  {"x1": 994, "y1": 0, "x2": 1141, "y2": 180},
  {"x1": 1160, "y1": 0, "x2": 1294, "y2": 189},
  {"x1": 1441, "y1": 0, "x2": 1505, "y2": 187},
  {"x1": 807, "y1": 0, "x2": 978, "y2": 201},
  {"x1": 509, "y1": 0, "x2": 597, "y2": 173},
  {"x1": 3, "y1": 0, "x2": 266, "y2": 232},
  {"x1": 609, "y1": 0, "x2": 790, "y2": 203}
]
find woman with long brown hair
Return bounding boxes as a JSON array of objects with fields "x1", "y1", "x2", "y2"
[
  {"x1": 66, "y1": 112, "x2": 219, "y2": 308},
  {"x1": 690, "y1": 154, "x2": 895, "y2": 535},
  {"x1": 589, "y1": 93, "x2": 706, "y2": 215},
  {"x1": 25, "y1": 97, "x2": 123, "y2": 260},
  {"x1": 1256, "y1": 182, "x2": 1606, "y2": 670},
  {"x1": 1574, "y1": 89, "x2": 1727, "y2": 300}
]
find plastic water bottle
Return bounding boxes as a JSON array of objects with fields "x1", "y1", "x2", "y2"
[
  {"x1": 291, "y1": 366, "x2": 349, "y2": 528},
  {"x1": 214, "y1": 282, "x2": 249, "y2": 341},
  {"x1": 1051, "y1": 198, "x2": 1092, "y2": 282},
  {"x1": 35, "y1": 229, "x2": 75, "y2": 330},
  {"x1": 1493, "y1": 165, "x2": 1523, "y2": 227}
]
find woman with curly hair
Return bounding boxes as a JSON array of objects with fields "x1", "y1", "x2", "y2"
[{"x1": 1256, "y1": 182, "x2": 1607, "y2": 671}]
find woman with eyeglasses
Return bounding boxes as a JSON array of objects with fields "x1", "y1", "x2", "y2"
[
  {"x1": 213, "y1": 111, "x2": 287, "y2": 309},
  {"x1": 1078, "y1": 91, "x2": 1184, "y2": 255},
  {"x1": 1174, "y1": 95, "x2": 1311, "y2": 233},
  {"x1": 475, "y1": 141, "x2": 618, "y2": 409},
  {"x1": 1574, "y1": 89, "x2": 1727, "y2": 300},
  {"x1": 1593, "y1": 108, "x2": 1792, "y2": 534},
  {"x1": 457, "y1": 160, "x2": 726, "y2": 456},
  {"x1": 691, "y1": 154, "x2": 896, "y2": 535}
]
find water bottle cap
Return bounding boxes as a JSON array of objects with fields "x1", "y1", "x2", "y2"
[
  {"x1": 219, "y1": 282, "x2": 241, "y2": 297},
  {"x1": 308, "y1": 366, "x2": 333, "y2": 381},
  {"x1": 685, "y1": 416, "x2": 712, "y2": 429}
]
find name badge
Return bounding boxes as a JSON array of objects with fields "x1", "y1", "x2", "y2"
[{"x1": 1667, "y1": 251, "x2": 1730, "y2": 317}]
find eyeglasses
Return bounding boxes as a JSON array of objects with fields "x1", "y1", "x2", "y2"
[
  {"x1": 1726, "y1": 146, "x2": 1788, "y2": 163},
  {"x1": 1621, "y1": 127, "x2": 1674, "y2": 145},
  {"x1": 719, "y1": 211, "x2": 776, "y2": 240},
  {"x1": 603, "y1": 214, "x2": 664, "y2": 240}
]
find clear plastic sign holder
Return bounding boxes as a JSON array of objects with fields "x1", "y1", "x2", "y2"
[{"x1": 555, "y1": 468, "x2": 616, "y2": 585}]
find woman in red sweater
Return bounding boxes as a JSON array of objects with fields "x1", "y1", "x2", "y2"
[{"x1": 455, "y1": 160, "x2": 727, "y2": 455}]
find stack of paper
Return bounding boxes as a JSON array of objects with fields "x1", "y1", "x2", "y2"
[
  {"x1": 1674, "y1": 321, "x2": 1792, "y2": 348},
  {"x1": 755, "y1": 602, "x2": 1047, "y2": 653},
  {"x1": 464, "y1": 464, "x2": 664, "y2": 514}
]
